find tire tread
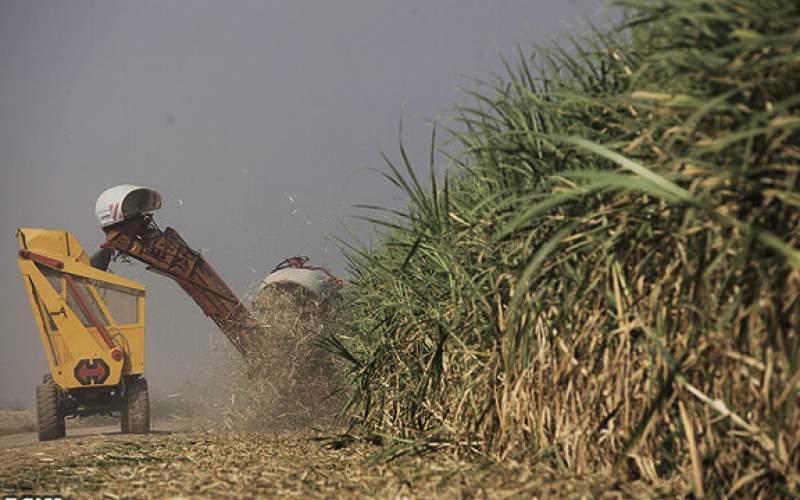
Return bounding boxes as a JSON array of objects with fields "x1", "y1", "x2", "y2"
[
  {"x1": 126, "y1": 377, "x2": 150, "y2": 434},
  {"x1": 36, "y1": 383, "x2": 64, "y2": 441}
]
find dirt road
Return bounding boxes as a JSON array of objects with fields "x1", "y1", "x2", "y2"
[
  {"x1": 0, "y1": 422, "x2": 666, "y2": 498},
  {"x1": 0, "y1": 424, "x2": 119, "y2": 447},
  {"x1": 0, "y1": 418, "x2": 189, "y2": 448}
]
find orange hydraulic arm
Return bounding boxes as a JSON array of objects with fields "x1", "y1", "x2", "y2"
[{"x1": 99, "y1": 214, "x2": 261, "y2": 356}]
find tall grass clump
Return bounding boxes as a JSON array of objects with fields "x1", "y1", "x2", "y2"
[{"x1": 333, "y1": 0, "x2": 799, "y2": 495}]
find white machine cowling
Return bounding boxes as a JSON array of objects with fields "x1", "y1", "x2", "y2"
[
  {"x1": 260, "y1": 267, "x2": 338, "y2": 299},
  {"x1": 95, "y1": 185, "x2": 162, "y2": 228}
]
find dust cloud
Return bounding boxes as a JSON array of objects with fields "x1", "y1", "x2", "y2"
[{"x1": 152, "y1": 284, "x2": 344, "y2": 432}]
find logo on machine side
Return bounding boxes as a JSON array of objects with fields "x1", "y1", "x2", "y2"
[
  {"x1": 48, "y1": 306, "x2": 68, "y2": 319},
  {"x1": 73, "y1": 358, "x2": 110, "y2": 385}
]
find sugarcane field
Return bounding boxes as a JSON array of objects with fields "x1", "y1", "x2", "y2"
[{"x1": 1, "y1": 0, "x2": 799, "y2": 498}]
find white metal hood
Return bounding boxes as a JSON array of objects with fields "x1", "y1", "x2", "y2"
[{"x1": 95, "y1": 185, "x2": 162, "y2": 227}]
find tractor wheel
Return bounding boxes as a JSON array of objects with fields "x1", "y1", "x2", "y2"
[
  {"x1": 125, "y1": 377, "x2": 150, "y2": 434},
  {"x1": 36, "y1": 383, "x2": 64, "y2": 441},
  {"x1": 42, "y1": 374, "x2": 66, "y2": 437}
]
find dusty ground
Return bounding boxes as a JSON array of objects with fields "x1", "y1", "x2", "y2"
[
  {"x1": 0, "y1": 411, "x2": 35, "y2": 436},
  {"x1": 0, "y1": 422, "x2": 676, "y2": 499},
  {"x1": 0, "y1": 410, "x2": 129, "y2": 438}
]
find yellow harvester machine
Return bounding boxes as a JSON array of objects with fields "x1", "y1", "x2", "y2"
[
  {"x1": 16, "y1": 228, "x2": 149, "y2": 440},
  {"x1": 17, "y1": 184, "x2": 342, "y2": 441}
]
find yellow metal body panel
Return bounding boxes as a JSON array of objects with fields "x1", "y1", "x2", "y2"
[{"x1": 16, "y1": 228, "x2": 146, "y2": 389}]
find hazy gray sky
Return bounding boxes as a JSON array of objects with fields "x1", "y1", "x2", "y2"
[{"x1": 0, "y1": 0, "x2": 607, "y2": 407}]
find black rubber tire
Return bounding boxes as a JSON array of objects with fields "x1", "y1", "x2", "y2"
[
  {"x1": 126, "y1": 377, "x2": 150, "y2": 434},
  {"x1": 41, "y1": 374, "x2": 66, "y2": 437},
  {"x1": 36, "y1": 383, "x2": 64, "y2": 441}
]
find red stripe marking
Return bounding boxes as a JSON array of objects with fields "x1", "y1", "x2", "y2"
[
  {"x1": 18, "y1": 250, "x2": 64, "y2": 269},
  {"x1": 64, "y1": 275, "x2": 115, "y2": 350}
]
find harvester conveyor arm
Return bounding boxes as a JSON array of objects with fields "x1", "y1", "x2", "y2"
[{"x1": 99, "y1": 214, "x2": 261, "y2": 356}]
